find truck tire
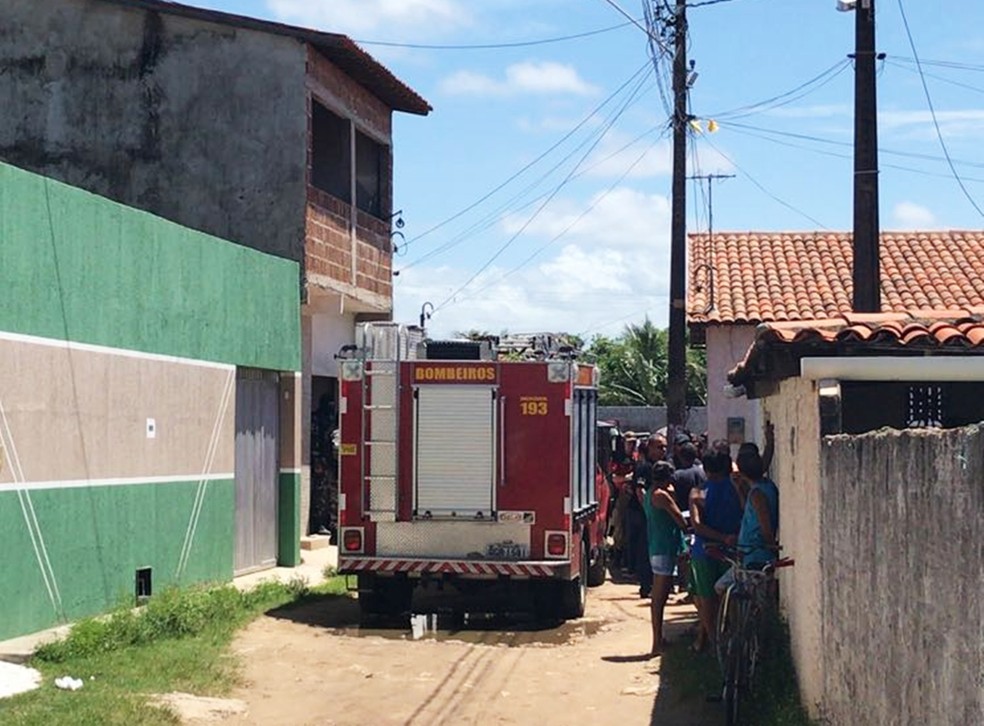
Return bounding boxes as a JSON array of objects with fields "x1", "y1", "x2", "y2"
[
  {"x1": 558, "y1": 539, "x2": 588, "y2": 620},
  {"x1": 586, "y1": 539, "x2": 607, "y2": 587},
  {"x1": 358, "y1": 574, "x2": 413, "y2": 622}
]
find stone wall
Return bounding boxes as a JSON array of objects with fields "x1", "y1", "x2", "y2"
[
  {"x1": 597, "y1": 406, "x2": 707, "y2": 436},
  {"x1": 818, "y1": 423, "x2": 984, "y2": 725}
]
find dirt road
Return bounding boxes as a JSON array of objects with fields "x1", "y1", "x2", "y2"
[{"x1": 223, "y1": 579, "x2": 721, "y2": 726}]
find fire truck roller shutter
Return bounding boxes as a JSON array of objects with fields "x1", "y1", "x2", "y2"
[
  {"x1": 571, "y1": 388, "x2": 598, "y2": 512},
  {"x1": 414, "y1": 385, "x2": 496, "y2": 517}
]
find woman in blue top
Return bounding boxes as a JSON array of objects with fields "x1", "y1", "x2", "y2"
[{"x1": 642, "y1": 461, "x2": 688, "y2": 656}]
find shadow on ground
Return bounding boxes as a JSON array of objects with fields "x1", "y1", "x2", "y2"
[{"x1": 263, "y1": 590, "x2": 603, "y2": 647}]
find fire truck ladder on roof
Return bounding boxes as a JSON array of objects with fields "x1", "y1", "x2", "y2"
[{"x1": 359, "y1": 324, "x2": 421, "y2": 522}]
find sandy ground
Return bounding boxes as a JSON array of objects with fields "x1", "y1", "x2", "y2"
[{"x1": 220, "y1": 580, "x2": 720, "y2": 726}]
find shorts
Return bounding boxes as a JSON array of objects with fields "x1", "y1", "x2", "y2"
[
  {"x1": 650, "y1": 554, "x2": 676, "y2": 576},
  {"x1": 689, "y1": 557, "x2": 728, "y2": 597}
]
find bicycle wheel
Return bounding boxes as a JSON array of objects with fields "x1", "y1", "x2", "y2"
[{"x1": 724, "y1": 595, "x2": 752, "y2": 726}]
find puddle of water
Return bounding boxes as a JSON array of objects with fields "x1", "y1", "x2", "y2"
[{"x1": 333, "y1": 611, "x2": 605, "y2": 647}]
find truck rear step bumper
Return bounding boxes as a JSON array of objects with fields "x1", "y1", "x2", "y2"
[{"x1": 339, "y1": 556, "x2": 568, "y2": 578}]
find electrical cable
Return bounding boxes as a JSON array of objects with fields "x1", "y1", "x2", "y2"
[
  {"x1": 897, "y1": 0, "x2": 984, "y2": 217},
  {"x1": 448, "y1": 126, "x2": 673, "y2": 306},
  {"x1": 399, "y1": 68, "x2": 655, "y2": 272},
  {"x1": 397, "y1": 60, "x2": 653, "y2": 260},
  {"x1": 432, "y1": 70, "x2": 658, "y2": 312},
  {"x1": 887, "y1": 59, "x2": 984, "y2": 97},
  {"x1": 721, "y1": 123, "x2": 984, "y2": 184},
  {"x1": 699, "y1": 134, "x2": 830, "y2": 229},
  {"x1": 719, "y1": 120, "x2": 984, "y2": 171},
  {"x1": 707, "y1": 60, "x2": 850, "y2": 120},
  {"x1": 354, "y1": 19, "x2": 638, "y2": 49},
  {"x1": 600, "y1": 0, "x2": 672, "y2": 53}
]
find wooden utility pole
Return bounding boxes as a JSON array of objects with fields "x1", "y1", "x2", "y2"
[
  {"x1": 852, "y1": 0, "x2": 880, "y2": 312},
  {"x1": 666, "y1": 0, "x2": 688, "y2": 433}
]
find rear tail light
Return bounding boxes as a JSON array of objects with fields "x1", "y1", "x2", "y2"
[
  {"x1": 546, "y1": 532, "x2": 568, "y2": 558},
  {"x1": 342, "y1": 528, "x2": 363, "y2": 553}
]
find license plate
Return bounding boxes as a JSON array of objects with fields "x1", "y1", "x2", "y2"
[{"x1": 486, "y1": 542, "x2": 528, "y2": 560}]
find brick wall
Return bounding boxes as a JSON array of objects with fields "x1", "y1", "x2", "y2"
[
  {"x1": 307, "y1": 47, "x2": 392, "y2": 140},
  {"x1": 304, "y1": 45, "x2": 394, "y2": 310}
]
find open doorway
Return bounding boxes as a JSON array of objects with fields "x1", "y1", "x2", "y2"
[{"x1": 310, "y1": 376, "x2": 338, "y2": 538}]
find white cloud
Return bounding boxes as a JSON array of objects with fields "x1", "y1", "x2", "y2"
[
  {"x1": 880, "y1": 109, "x2": 984, "y2": 140},
  {"x1": 394, "y1": 186, "x2": 672, "y2": 337},
  {"x1": 266, "y1": 0, "x2": 469, "y2": 36},
  {"x1": 581, "y1": 132, "x2": 734, "y2": 180},
  {"x1": 891, "y1": 201, "x2": 937, "y2": 229},
  {"x1": 440, "y1": 61, "x2": 598, "y2": 97},
  {"x1": 501, "y1": 187, "x2": 670, "y2": 248}
]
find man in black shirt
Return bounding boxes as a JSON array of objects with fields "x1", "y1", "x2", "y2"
[{"x1": 670, "y1": 442, "x2": 705, "y2": 514}]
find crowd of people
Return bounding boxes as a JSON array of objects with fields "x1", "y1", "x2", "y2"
[{"x1": 604, "y1": 424, "x2": 779, "y2": 657}]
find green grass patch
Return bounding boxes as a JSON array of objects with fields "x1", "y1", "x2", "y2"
[
  {"x1": 2, "y1": 576, "x2": 350, "y2": 726},
  {"x1": 660, "y1": 618, "x2": 815, "y2": 726}
]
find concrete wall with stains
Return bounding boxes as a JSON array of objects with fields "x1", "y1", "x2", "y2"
[
  {"x1": 760, "y1": 377, "x2": 824, "y2": 714},
  {"x1": 0, "y1": 0, "x2": 308, "y2": 262},
  {"x1": 818, "y1": 424, "x2": 984, "y2": 725},
  {"x1": 705, "y1": 324, "x2": 761, "y2": 444}
]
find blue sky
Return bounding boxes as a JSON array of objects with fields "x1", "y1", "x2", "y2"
[{"x1": 195, "y1": 0, "x2": 984, "y2": 337}]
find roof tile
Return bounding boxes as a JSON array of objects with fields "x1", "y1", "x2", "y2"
[
  {"x1": 729, "y1": 309, "x2": 984, "y2": 385},
  {"x1": 689, "y1": 231, "x2": 984, "y2": 324}
]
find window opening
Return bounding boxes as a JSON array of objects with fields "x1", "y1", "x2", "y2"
[
  {"x1": 356, "y1": 130, "x2": 386, "y2": 219},
  {"x1": 311, "y1": 101, "x2": 351, "y2": 201},
  {"x1": 907, "y1": 385, "x2": 943, "y2": 428}
]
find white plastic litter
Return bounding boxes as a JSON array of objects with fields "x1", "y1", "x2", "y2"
[
  {"x1": 54, "y1": 675, "x2": 84, "y2": 691},
  {"x1": 0, "y1": 661, "x2": 43, "y2": 699}
]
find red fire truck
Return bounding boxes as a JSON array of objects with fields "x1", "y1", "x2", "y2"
[{"x1": 336, "y1": 324, "x2": 611, "y2": 621}]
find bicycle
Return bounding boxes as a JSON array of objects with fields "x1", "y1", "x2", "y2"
[{"x1": 708, "y1": 545, "x2": 794, "y2": 726}]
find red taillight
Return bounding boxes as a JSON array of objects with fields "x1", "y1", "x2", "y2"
[
  {"x1": 343, "y1": 529, "x2": 363, "y2": 552},
  {"x1": 547, "y1": 533, "x2": 567, "y2": 557}
]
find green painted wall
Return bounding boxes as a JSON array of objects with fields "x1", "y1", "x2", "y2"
[
  {"x1": 0, "y1": 162, "x2": 300, "y2": 371},
  {"x1": 277, "y1": 472, "x2": 301, "y2": 567},
  {"x1": 0, "y1": 479, "x2": 234, "y2": 641}
]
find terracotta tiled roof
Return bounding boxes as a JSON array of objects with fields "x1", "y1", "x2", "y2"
[
  {"x1": 728, "y1": 309, "x2": 984, "y2": 386},
  {"x1": 688, "y1": 231, "x2": 984, "y2": 325}
]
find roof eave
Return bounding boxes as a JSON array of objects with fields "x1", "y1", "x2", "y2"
[{"x1": 97, "y1": 0, "x2": 431, "y2": 116}]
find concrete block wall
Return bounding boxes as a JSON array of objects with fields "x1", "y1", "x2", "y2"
[
  {"x1": 818, "y1": 424, "x2": 984, "y2": 725},
  {"x1": 760, "y1": 378, "x2": 824, "y2": 714}
]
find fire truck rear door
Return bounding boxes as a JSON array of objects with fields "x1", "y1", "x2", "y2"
[{"x1": 414, "y1": 385, "x2": 496, "y2": 517}]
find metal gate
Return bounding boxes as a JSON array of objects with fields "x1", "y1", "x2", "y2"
[
  {"x1": 414, "y1": 386, "x2": 496, "y2": 517},
  {"x1": 234, "y1": 368, "x2": 279, "y2": 574}
]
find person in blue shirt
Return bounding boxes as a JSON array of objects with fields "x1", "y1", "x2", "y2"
[
  {"x1": 642, "y1": 461, "x2": 688, "y2": 656},
  {"x1": 688, "y1": 450, "x2": 744, "y2": 652},
  {"x1": 736, "y1": 449, "x2": 779, "y2": 569}
]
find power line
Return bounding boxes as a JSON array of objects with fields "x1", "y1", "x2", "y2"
[
  {"x1": 720, "y1": 120, "x2": 984, "y2": 171},
  {"x1": 700, "y1": 134, "x2": 830, "y2": 229},
  {"x1": 708, "y1": 60, "x2": 850, "y2": 120},
  {"x1": 721, "y1": 123, "x2": 984, "y2": 184},
  {"x1": 354, "y1": 20, "x2": 638, "y2": 50},
  {"x1": 448, "y1": 128, "x2": 673, "y2": 307},
  {"x1": 397, "y1": 60, "x2": 653, "y2": 261},
  {"x1": 887, "y1": 59, "x2": 984, "y2": 97},
  {"x1": 432, "y1": 71, "x2": 655, "y2": 312},
  {"x1": 599, "y1": 0, "x2": 672, "y2": 52},
  {"x1": 895, "y1": 0, "x2": 983, "y2": 217},
  {"x1": 398, "y1": 68, "x2": 655, "y2": 273}
]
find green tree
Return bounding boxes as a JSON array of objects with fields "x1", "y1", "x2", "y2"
[{"x1": 583, "y1": 317, "x2": 706, "y2": 407}]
